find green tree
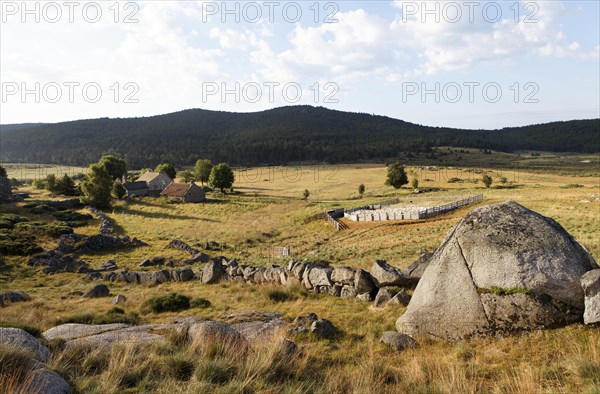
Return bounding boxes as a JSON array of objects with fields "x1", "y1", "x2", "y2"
[
  {"x1": 194, "y1": 159, "x2": 213, "y2": 185},
  {"x1": 155, "y1": 163, "x2": 176, "y2": 179},
  {"x1": 482, "y1": 174, "x2": 493, "y2": 188},
  {"x1": 45, "y1": 174, "x2": 58, "y2": 193},
  {"x1": 208, "y1": 163, "x2": 235, "y2": 193},
  {"x1": 358, "y1": 184, "x2": 365, "y2": 198},
  {"x1": 303, "y1": 189, "x2": 310, "y2": 201},
  {"x1": 80, "y1": 163, "x2": 113, "y2": 208},
  {"x1": 0, "y1": 166, "x2": 6, "y2": 178},
  {"x1": 385, "y1": 161, "x2": 409, "y2": 189},
  {"x1": 99, "y1": 155, "x2": 127, "y2": 180},
  {"x1": 55, "y1": 174, "x2": 77, "y2": 196},
  {"x1": 178, "y1": 170, "x2": 195, "y2": 183},
  {"x1": 412, "y1": 178, "x2": 419, "y2": 190},
  {"x1": 112, "y1": 180, "x2": 127, "y2": 200}
]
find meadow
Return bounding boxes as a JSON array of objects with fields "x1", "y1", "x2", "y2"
[{"x1": 1, "y1": 158, "x2": 599, "y2": 393}]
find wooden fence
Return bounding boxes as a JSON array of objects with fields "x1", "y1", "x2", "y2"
[{"x1": 417, "y1": 194, "x2": 483, "y2": 219}]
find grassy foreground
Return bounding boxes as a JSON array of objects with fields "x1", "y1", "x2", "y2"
[{"x1": 1, "y1": 162, "x2": 599, "y2": 393}]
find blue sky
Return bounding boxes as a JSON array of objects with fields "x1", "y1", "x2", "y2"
[{"x1": 1, "y1": 0, "x2": 598, "y2": 128}]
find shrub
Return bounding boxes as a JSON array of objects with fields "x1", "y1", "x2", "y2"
[
  {"x1": 561, "y1": 184, "x2": 585, "y2": 189},
  {"x1": 264, "y1": 288, "x2": 298, "y2": 303},
  {"x1": 14, "y1": 221, "x2": 73, "y2": 237},
  {"x1": 190, "y1": 297, "x2": 212, "y2": 309},
  {"x1": 55, "y1": 310, "x2": 139, "y2": 325},
  {"x1": 447, "y1": 177, "x2": 463, "y2": 183},
  {"x1": 482, "y1": 175, "x2": 493, "y2": 188},
  {"x1": 52, "y1": 210, "x2": 93, "y2": 225},
  {"x1": 0, "y1": 236, "x2": 43, "y2": 255},
  {"x1": 140, "y1": 293, "x2": 190, "y2": 314}
]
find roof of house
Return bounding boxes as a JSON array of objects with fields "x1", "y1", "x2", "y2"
[
  {"x1": 161, "y1": 182, "x2": 193, "y2": 197},
  {"x1": 124, "y1": 181, "x2": 148, "y2": 191},
  {"x1": 137, "y1": 171, "x2": 171, "y2": 183}
]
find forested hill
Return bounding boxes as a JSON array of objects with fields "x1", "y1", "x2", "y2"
[{"x1": 1, "y1": 106, "x2": 598, "y2": 167}]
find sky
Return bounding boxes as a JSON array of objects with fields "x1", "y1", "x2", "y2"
[{"x1": 1, "y1": 0, "x2": 599, "y2": 129}]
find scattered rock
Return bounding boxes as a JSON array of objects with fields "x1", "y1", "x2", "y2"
[
  {"x1": 97, "y1": 260, "x2": 118, "y2": 271},
  {"x1": 186, "y1": 321, "x2": 248, "y2": 349},
  {"x1": 27, "y1": 368, "x2": 72, "y2": 394},
  {"x1": 582, "y1": 269, "x2": 600, "y2": 325},
  {"x1": 310, "y1": 319, "x2": 338, "y2": 339},
  {"x1": 202, "y1": 260, "x2": 225, "y2": 284},
  {"x1": 28, "y1": 251, "x2": 89, "y2": 274},
  {"x1": 226, "y1": 311, "x2": 287, "y2": 342},
  {"x1": 0, "y1": 328, "x2": 51, "y2": 362},
  {"x1": 380, "y1": 331, "x2": 418, "y2": 352},
  {"x1": 374, "y1": 287, "x2": 396, "y2": 308},
  {"x1": 370, "y1": 260, "x2": 412, "y2": 287},
  {"x1": 354, "y1": 269, "x2": 375, "y2": 294},
  {"x1": 331, "y1": 266, "x2": 355, "y2": 285},
  {"x1": 82, "y1": 284, "x2": 110, "y2": 298},
  {"x1": 340, "y1": 285, "x2": 357, "y2": 299},
  {"x1": 112, "y1": 294, "x2": 127, "y2": 305},
  {"x1": 167, "y1": 239, "x2": 201, "y2": 255},
  {"x1": 356, "y1": 292, "x2": 373, "y2": 302},
  {"x1": 387, "y1": 289, "x2": 411, "y2": 307},
  {"x1": 308, "y1": 266, "x2": 333, "y2": 287},
  {"x1": 0, "y1": 290, "x2": 31, "y2": 305}
]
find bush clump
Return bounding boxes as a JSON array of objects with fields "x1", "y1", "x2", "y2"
[
  {"x1": 55, "y1": 310, "x2": 139, "y2": 325},
  {"x1": 13, "y1": 221, "x2": 73, "y2": 237},
  {"x1": 140, "y1": 293, "x2": 190, "y2": 314},
  {"x1": 0, "y1": 233, "x2": 42, "y2": 255},
  {"x1": 190, "y1": 297, "x2": 212, "y2": 309}
]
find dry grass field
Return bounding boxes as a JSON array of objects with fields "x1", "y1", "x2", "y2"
[{"x1": 1, "y1": 159, "x2": 599, "y2": 393}]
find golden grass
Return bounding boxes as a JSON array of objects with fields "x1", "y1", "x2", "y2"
[{"x1": 1, "y1": 163, "x2": 599, "y2": 393}]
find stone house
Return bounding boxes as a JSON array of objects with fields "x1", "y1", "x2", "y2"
[
  {"x1": 125, "y1": 172, "x2": 172, "y2": 197},
  {"x1": 124, "y1": 181, "x2": 149, "y2": 197},
  {"x1": 161, "y1": 182, "x2": 206, "y2": 203}
]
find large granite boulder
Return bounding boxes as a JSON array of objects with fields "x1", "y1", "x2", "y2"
[
  {"x1": 581, "y1": 269, "x2": 600, "y2": 324},
  {"x1": 396, "y1": 201, "x2": 598, "y2": 341},
  {"x1": 0, "y1": 328, "x2": 51, "y2": 362}
]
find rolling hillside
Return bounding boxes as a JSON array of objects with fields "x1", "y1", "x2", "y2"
[{"x1": 0, "y1": 106, "x2": 598, "y2": 167}]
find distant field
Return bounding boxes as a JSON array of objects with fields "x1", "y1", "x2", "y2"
[{"x1": 2, "y1": 162, "x2": 88, "y2": 180}]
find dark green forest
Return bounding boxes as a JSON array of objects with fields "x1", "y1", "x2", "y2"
[{"x1": 1, "y1": 106, "x2": 598, "y2": 167}]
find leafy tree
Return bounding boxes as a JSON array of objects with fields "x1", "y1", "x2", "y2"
[
  {"x1": 139, "y1": 168, "x2": 152, "y2": 175},
  {"x1": 482, "y1": 174, "x2": 493, "y2": 188},
  {"x1": 412, "y1": 178, "x2": 419, "y2": 190},
  {"x1": 32, "y1": 179, "x2": 46, "y2": 189},
  {"x1": 99, "y1": 155, "x2": 127, "y2": 180},
  {"x1": 45, "y1": 174, "x2": 58, "y2": 193},
  {"x1": 194, "y1": 159, "x2": 213, "y2": 185},
  {"x1": 55, "y1": 174, "x2": 77, "y2": 196},
  {"x1": 0, "y1": 166, "x2": 6, "y2": 178},
  {"x1": 358, "y1": 184, "x2": 365, "y2": 198},
  {"x1": 80, "y1": 164, "x2": 113, "y2": 208},
  {"x1": 155, "y1": 163, "x2": 176, "y2": 179},
  {"x1": 385, "y1": 161, "x2": 408, "y2": 189},
  {"x1": 112, "y1": 180, "x2": 127, "y2": 200},
  {"x1": 208, "y1": 163, "x2": 235, "y2": 193},
  {"x1": 178, "y1": 170, "x2": 195, "y2": 183},
  {"x1": 303, "y1": 189, "x2": 310, "y2": 201}
]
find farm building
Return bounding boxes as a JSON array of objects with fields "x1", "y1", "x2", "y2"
[
  {"x1": 124, "y1": 181, "x2": 150, "y2": 197},
  {"x1": 125, "y1": 171, "x2": 173, "y2": 197},
  {"x1": 161, "y1": 182, "x2": 206, "y2": 203}
]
